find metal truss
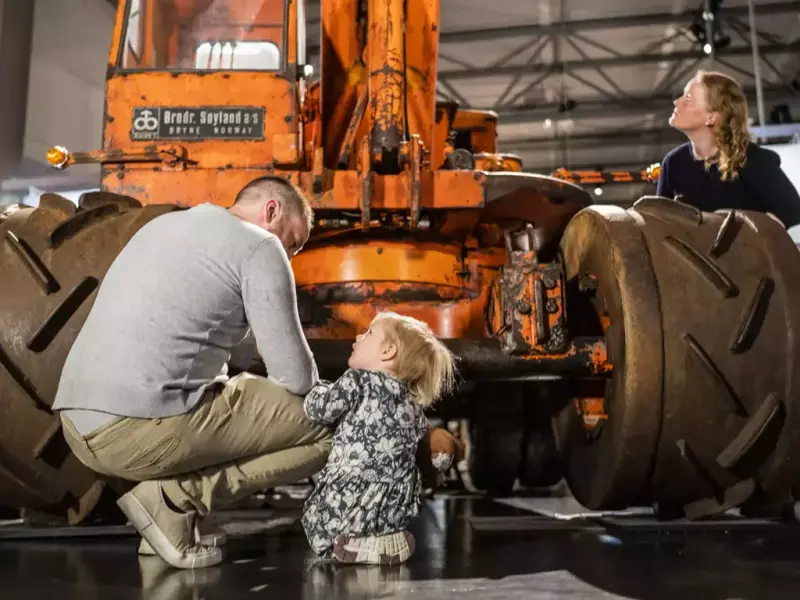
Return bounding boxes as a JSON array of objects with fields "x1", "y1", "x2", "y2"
[
  {"x1": 431, "y1": 0, "x2": 800, "y2": 168},
  {"x1": 493, "y1": 87, "x2": 799, "y2": 123},
  {"x1": 508, "y1": 128, "x2": 686, "y2": 153},
  {"x1": 435, "y1": 1, "x2": 799, "y2": 44},
  {"x1": 437, "y1": 41, "x2": 799, "y2": 83}
]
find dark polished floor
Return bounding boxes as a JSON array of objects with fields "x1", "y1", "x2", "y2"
[{"x1": 2, "y1": 493, "x2": 800, "y2": 599}]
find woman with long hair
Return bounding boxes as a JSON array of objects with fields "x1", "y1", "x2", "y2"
[
  {"x1": 657, "y1": 70, "x2": 800, "y2": 228},
  {"x1": 658, "y1": 71, "x2": 799, "y2": 520}
]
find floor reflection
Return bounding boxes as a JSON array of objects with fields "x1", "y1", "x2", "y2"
[{"x1": 1, "y1": 495, "x2": 799, "y2": 600}]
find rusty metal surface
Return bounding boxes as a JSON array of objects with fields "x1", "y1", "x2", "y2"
[
  {"x1": 0, "y1": 194, "x2": 178, "y2": 523},
  {"x1": 486, "y1": 243, "x2": 570, "y2": 357},
  {"x1": 478, "y1": 173, "x2": 593, "y2": 258},
  {"x1": 305, "y1": 337, "x2": 608, "y2": 382},
  {"x1": 368, "y1": 0, "x2": 407, "y2": 170}
]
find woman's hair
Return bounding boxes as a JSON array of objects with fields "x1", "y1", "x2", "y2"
[
  {"x1": 696, "y1": 70, "x2": 751, "y2": 181},
  {"x1": 372, "y1": 311, "x2": 456, "y2": 407}
]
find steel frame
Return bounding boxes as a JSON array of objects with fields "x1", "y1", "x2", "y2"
[{"x1": 429, "y1": 1, "x2": 800, "y2": 170}]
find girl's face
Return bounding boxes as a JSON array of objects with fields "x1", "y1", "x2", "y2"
[
  {"x1": 348, "y1": 320, "x2": 395, "y2": 371},
  {"x1": 670, "y1": 76, "x2": 717, "y2": 132}
]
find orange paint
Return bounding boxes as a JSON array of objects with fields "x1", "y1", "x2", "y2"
[
  {"x1": 552, "y1": 166, "x2": 660, "y2": 185},
  {"x1": 575, "y1": 397, "x2": 609, "y2": 430},
  {"x1": 44, "y1": 0, "x2": 616, "y2": 380}
]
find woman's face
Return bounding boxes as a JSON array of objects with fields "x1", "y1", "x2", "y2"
[{"x1": 669, "y1": 76, "x2": 716, "y2": 132}]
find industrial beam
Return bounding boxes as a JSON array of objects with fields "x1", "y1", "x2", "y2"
[
  {"x1": 506, "y1": 121, "x2": 800, "y2": 159},
  {"x1": 522, "y1": 158, "x2": 666, "y2": 173},
  {"x1": 492, "y1": 86, "x2": 800, "y2": 122},
  {"x1": 439, "y1": 41, "x2": 800, "y2": 80},
  {"x1": 503, "y1": 129, "x2": 685, "y2": 152},
  {"x1": 437, "y1": 2, "x2": 800, "y2": 42},
  {"x1": 307, "y1": 2, "x2": 800, "y2": 55}
]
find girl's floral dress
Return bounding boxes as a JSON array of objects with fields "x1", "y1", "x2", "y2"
[{"x1": 300, "y1": 368, "x2": 429, "y2": 557}]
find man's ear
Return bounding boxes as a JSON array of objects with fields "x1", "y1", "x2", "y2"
[{"x1": 263, "y1": 199, "x2": 281, "y2": 225}]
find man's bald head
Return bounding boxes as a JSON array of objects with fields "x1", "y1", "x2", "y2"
[{"x1": 229, "y1": 175, "x2": 314, "y2": 257}]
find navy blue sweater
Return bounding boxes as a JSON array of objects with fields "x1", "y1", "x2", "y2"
[{"x1": 656, "y1": 142, "x2": 800, "y2": 228}]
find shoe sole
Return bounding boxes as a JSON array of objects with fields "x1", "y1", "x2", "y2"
[
  {"x1": 138, "y1": 532, "x2": 227, "y2": 556},
  {"x1": 117, "y1": 492, "x2": 222, "y2": 569},
  {"x1": 332, "y1": 532, "x2": 415, "y2": 565}
]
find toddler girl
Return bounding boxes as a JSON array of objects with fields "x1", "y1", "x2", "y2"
[{"x1": 301, "y1": 311, "x2": 456, "y2": 565}]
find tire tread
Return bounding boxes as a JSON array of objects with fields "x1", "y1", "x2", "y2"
[{"x1": 663, "y1": 235, "x2": 736, "y2": 297}]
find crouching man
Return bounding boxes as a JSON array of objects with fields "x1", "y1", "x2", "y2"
[{"x1": 53, "y1": 176, "x2": 332, "y2": 569}]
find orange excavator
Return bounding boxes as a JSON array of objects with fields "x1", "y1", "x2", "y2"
[{"x1": 2, "y1": 0, "x2": 799, "y2": 526}]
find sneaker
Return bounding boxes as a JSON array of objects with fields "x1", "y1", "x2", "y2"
[
  {"x1": 138, "y1": 521, "x2": 228, "y2": 556},
  {"x1": 332, "y1": 531, "x2": 415, "y2": 565},
  {"x1": 117, "y1": 480, "x2": 222, "y2": 569}
]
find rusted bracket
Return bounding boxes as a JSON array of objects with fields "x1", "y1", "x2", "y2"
[
  {"x1": 46, "y1": 144, "x2": 193, "y2": 171},
  {"x1": 487, "y1": 250, "x2": 569, "y2": 357},
  {"x1": 407, "y1": 134, "x2": 422, "y2": 230},
  {"x1": 337, "y1": 86, "x2": 369, "y2": 169},
  {"x1": 357, "y1": 136, "x2": 372, "y2": 230}
]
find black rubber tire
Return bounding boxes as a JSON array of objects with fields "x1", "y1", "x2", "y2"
[
  {"x1": 518, "y1": 425, "x2": 562, "y2": 489},
  {"x1": 467, "y1": 383, "x2": 524, "y2": 496},
  {"x1": 554, "y1": 205, "x2": 664, "y2": 509},
  {"x1": 0, "y1": 193, "x2": 179, "y2": 524},
  {"x1": 518, "y1": 388, "x2": 562, "y2": 488},
  {"x1": 630, "y1": 197, "x2": 800, "y2": 518}
]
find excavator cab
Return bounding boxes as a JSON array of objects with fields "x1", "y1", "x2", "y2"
[{"x1": 96, "y1": 0, "x2": 310, "y2": 205}]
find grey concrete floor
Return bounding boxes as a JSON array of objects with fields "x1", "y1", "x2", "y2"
[{"x1": 1, "y1": 493, "x2": 800, "y2": 599}]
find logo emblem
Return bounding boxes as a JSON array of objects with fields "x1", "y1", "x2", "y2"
[{"x1": 132, "y1": 109, "x2": 159, "y2": 132}]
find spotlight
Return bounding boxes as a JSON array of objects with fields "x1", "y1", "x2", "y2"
[
  {"x1": 594, "y1": 187, "x2": 603, "y2": 196},
  {"x1": 703, "y1": 43, "x2": 713, "y2": 55}
]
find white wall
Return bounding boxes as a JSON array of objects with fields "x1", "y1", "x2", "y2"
[
  {"x1": 765, "y1": 143, "x2": 800, "y2": 244},
  {"x1": 22, "y1": 0, "x2": 116, "y2": 187},
  {"x1": 766, "y1": 143, "x2": 800, "y2": 196}
]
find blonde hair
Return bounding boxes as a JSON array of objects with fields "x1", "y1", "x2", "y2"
[
  {"x1": 696, "y1": 70, "x2": 751, "y2": 181},
  {"x1": 372, "y1": 311, "x2": 456, "y2": 407}
]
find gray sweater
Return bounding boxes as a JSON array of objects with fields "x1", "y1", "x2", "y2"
[{"x1": 53, "y1": 203, "x2": 318, "y2": 434}]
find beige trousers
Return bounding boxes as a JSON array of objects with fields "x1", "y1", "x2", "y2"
[{"x1": 60, "y1": 373, "x2": 332, "y2": 516}]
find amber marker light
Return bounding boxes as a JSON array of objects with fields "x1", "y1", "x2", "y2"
[{"x1": 46, "y1": 146, "x2": 69, "y2": 169}]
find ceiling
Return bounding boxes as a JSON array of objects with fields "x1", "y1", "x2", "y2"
[{"x1": 304, "y1": 0, "x2": 800, "y2": 202}]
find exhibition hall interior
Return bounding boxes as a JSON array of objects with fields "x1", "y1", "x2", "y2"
[{"x1": 1, "y1": 0, "x2": 800, "y2": 598}]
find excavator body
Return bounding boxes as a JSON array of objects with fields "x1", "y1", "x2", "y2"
[{"x1": 50, "y1": 0, "x2": 602, "y2": 382}]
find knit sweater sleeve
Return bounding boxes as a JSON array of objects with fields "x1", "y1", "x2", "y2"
[{"x1": 241, "y1": 236, "x2": 318, "y2": 395}]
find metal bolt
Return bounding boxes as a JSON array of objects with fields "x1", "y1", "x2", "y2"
[
  {"x1": 517, "y1": 300, "x2": 532, "y2": 314},
  {"x1": 546, "y1": 299, "x2": 558, "y2": 313}
]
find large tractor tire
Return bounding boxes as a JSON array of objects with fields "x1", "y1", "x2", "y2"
[
  {"x1": 0, "y1": 193, "x2": 179, "y2": 524},
  {"x1": 467, "y1": 382, "x2": 525, "y2": 496},
  {"x1": 518, "y1": 385, "x2": 562, "y2": 489},
  {"x1": 554, "y1": 203, "x2": 664, "y2": 509},
  {"x1": 555, "y1": 197, "x2": 800, "y2": 518}
]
